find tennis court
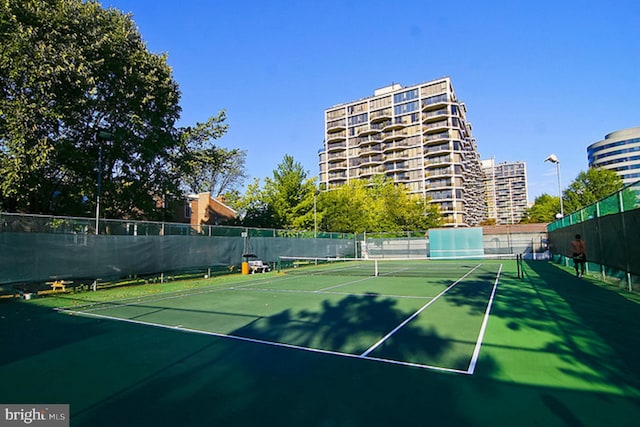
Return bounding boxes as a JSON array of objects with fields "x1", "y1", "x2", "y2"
[
  {"x1": 56, "y1": 258, "x2": 507, "y2": 374},
  {"x1": 2, "y1": 258, "x2": 640, "y2": 426}
]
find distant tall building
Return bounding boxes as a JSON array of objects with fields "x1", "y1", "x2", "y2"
[
  {"x1": 319, "y1": 77, "x2": 486, "y2": 227},
  {"x1": 587, "y1": 126, "x2": 640, "y2": 185},
  {"x1": 482, "y1": 159, "x2": 528, "y2": 225}
]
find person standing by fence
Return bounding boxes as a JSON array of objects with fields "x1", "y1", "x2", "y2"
[{"x1": 570, "y1": 234, "x2": 587, "y2": 277}]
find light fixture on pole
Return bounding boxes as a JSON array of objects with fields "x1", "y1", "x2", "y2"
[{"x1": 544, "y1": 154, "x2": 564, "y2": 218}]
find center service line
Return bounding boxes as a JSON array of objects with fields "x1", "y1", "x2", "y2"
[{"x1": 359, "y1": 264, "x2": 482, "y2": 358}]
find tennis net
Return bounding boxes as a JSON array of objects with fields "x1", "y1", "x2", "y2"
[{"x1": 277, "y1": 255, "x2": 520, "y2": 278}]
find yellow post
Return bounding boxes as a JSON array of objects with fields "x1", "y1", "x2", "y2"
[{"x1": 241, "y1": 262, "x2": 250, "y2": 275}]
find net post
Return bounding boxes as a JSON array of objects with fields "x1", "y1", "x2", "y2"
[{"x1": 374, "y1": 259, "x2": 379, "y2": 277}]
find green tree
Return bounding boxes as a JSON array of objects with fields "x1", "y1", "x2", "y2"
[
  {"x1": 563, "y1": 167, "x2": 624, "y2": 214},
  {"x1": 262, "y1": 155, "x2": 316, "y2": 229},
  {"x1": 521, "y1": 193, "x2": 561, "y2": 223},
  {"x1": 231, "y1": 158, "x2": 443, "y2": 232},
  {"x1": 0, "y1": 0, "x2": 229, "y2": 219},
  {"x1": 231, "y1": 178, "x2": 276, "y2": 228},
  {"x1": 318, "y1": 177, "x2": 442, "y2": 233},
  {"x1": 179, "y1": 114, "x2": 246, "y2": 197},
  {"x1": 319, "y1": 180, "x2": 374, "y2": 233}
]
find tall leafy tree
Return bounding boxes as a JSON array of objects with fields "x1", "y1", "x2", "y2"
[
  {"x1": 231, "y1": 178, "x2": 276, "y2": 228},
  {"x1": 319, "y1": 180, "x2": 374, "y2": 233},
  {"x1": 178, "y1": 112, "x2": 246, "y2": 197},
  {"x1": 320, "y1": 177, "x2": 442, "y2": 233},
  {"x1": 521, "y1": 193, "x2": 561, "y2": 223},
  {"x1": 523, "y1": 168, "x2": 624, "y2": 222},
  {"x1": 230, "y1": 158, "x2": 442, "y2": 233},
  {"x1": 262, "y1": 155, "x2": 315, "y2": 229},
  {"x1": 563, "y1": 167, "x2": 624, "y2": 214},
  {"x1": 0, "y1": 0, "x2": 230, "y2": 219}
]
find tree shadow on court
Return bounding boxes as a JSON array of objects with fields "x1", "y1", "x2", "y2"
[
  {"x1": 4, "y1": 286, "x2": 640, "y2": 426},
  {"x1": 437, "y1": 272, "x2": 499, "y2": 315},
  {"x1": 470, "y1": 260, "x2": 640, "y2": 394},
  {"x1": 522, "y1": 261, "x2": 640, "y2": 389},
  {"x1": 0, "y1": 298, "x2": 103, "y2": 366},
  {"x1": 231, "y1": 292, "x2": 454, "y2": 363}
]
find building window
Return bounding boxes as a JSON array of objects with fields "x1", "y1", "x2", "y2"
[
  {"x1": 393, "y1": 89, "x2": 418, "y2": 103},
  {"x1": 394, "y1": 101, "x2": 418, "y2": 115}
]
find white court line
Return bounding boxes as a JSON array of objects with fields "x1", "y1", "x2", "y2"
[
  {"x1": 58, "y1": 274, "x2": 300, "y2": 314},
  {"x1": 57, "y1": 308, "x2": 471, "y2": 374},
  {"x1": 359, "y1": 264, "x2": 482, "y2": 357},
  {"x1": 316, "y1": 275, "x2": 378, "y2": 292},
  {"x1": 466, "y1": 263, "x2": 503, "y2": 375},
  {"x1": 232, "y1": 286, "x2": 431, "y2": 300}
]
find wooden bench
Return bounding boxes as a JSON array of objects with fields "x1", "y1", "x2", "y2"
[{"x1": 47, "y1": 280, "x2": 73, "y2": 292}]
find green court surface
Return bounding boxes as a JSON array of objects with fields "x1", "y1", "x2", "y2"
[{"x1": 1, "y1": 259, "x2": 640, "y2": 426}]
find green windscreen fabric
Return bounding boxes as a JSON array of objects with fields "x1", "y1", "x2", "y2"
[
  {"x1": 428, "y1": 227, "x2": 484, "y2": 258},
  {"x1": 548, "y1": 209, "x2": 640, "y2": 276},
  {"x1": 0, "y1": 232, "x2": 356, "y2": 285}
]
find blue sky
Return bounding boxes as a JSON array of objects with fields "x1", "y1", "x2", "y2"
[{"x1": 103, "y1": 0, "x2": 639, "y2": 201}]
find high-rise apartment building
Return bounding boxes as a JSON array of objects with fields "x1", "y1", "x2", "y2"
[
  {"x1": 587, "y1": 126, "x2": 640, "y2": 185},
  {"x1": 481, "y1": 159, "x2": 528, "y2": 225},
  {"x1": 319, "y1": 77, "x2": 486, "y2": 227}
]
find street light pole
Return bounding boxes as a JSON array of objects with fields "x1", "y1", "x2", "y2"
[
  {"x1": 313, "y1": 189, "x2": 319, "y2": 238},
  {"x1": 95, "y1": 144, "x2": 102, "y2": 235},
  {"x1": 544, "y1": 154, "x2": 564, "y2": 218},
  {"x1": 95, "y1": 129, "x2": 113, "y2": 235}
]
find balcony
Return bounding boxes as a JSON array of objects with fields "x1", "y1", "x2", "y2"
[
  {"x1": 370, "y1": 109, "x2": 392, "y2": 123},
  {"x1": 423, "y1": 143, "x2": 451, "y2": 156},
  {"x1": 360, "y1": 155, "x2": 383, "y2": 167},
  {"x1": 382, "y1": 141, "x2": 409, "y2": 153},
  {"x1": 382, "y1": 120, "x2": 405, "y2": 132},
  {"x1": 383, "y1": 151, "x2": 409, "y2": 163},
  {"x1": 382, "y1": 129, "x2": 407, "y2": 142},
  {"x1": 424, "y1": 132, "x2": 449, "y2": 144},
  {"x1": 425, "y1": 178, "x2": 452, "y2": 188},
  {"x1": 326, "y1": 141, "x2": 347, "y2": 152},
  {"x1": 426, "y1": 188, "x2": 454, "y2": 201},
  {"x1": 359, "y1": 145, "x2": 382, "y2": 157},
  {"x1": 424, "y1": 167, "x2": 452, "y2": 179},
  {"x1": 357, "y1": 134, "x2": 382, "y2": 147},
  {"x1": 326, "y1": 131, "x2": 346, "y2": 143},
  {"x1": 421, "y1": 94, "x2": 449, "y2": 111},
  {"x1": 357, "y1": 125, "x2": 378, "y2": 137},
  {"x1": 328, "y1": 171, "x2": 347, "y2": 182},
  {"x1": 327, "y1": 160, "x2": 347, "y2": 171},
  {"x1": 327, "y1": 120, "x2": 346, "y2": 133},
  {"x1": 423, "y1": 120, "x2": 449, "y2": 135},
  {"x1": 357, "y1": 165, "x2": 385, "y2": 178},
  {"x1": 425, "y1": 156, "x2": 452, "y2": 167},
  {"x1": 384, "y1": 161, "x2": 409, "y2": 172},
  {"x1": 422, "y1": 108, "x2": 449, "y2": 123},
  {"x1": 327, "y1": 151, "x2": 347, "y2": 162},
  {"x1": 387, "y1": 172, "x2": 410, "y2": 182}
]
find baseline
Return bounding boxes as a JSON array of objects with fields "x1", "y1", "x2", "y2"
[{"x1": 57, "y1": 308, "x2": 470, "y2": 375}]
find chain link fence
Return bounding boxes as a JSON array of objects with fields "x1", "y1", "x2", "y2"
[
  {"x1": 1, "y1": 213, "x2": 547, "y2": 293},
  {"x1": 547, "y1": 180, "x2": 640, "y2": 291}
]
